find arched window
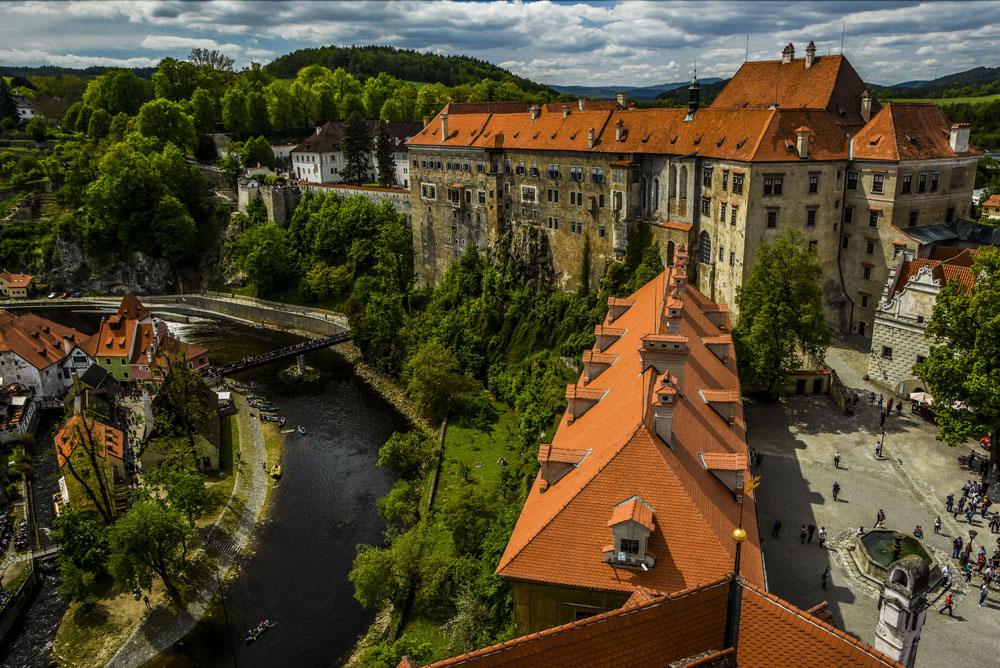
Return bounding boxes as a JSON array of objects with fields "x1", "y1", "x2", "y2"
[
  {"x1": 667, "y1": 240, "x2": 675, "y2": 266},
  {"x1": 679, "y1": 166, "x2": 688, "y2": 196},
  {"x1": 699, "y1": 231, "x2": 712, "y2": 264},
  {"x1": 640, "y1": 177, "x2": 648, "y2": 211},
  {"x1": 669, "y1": 165, "x2": 677, "y2": 197},
  {"x1": 653, "y1": 178, "x2": 660, "y2": 211}
]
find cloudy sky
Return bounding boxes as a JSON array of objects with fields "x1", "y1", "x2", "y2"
[{"x1": 1, "y1": 1, "x2": 995, "y2": 87}]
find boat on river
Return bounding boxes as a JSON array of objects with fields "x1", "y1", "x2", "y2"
[
  {"x1": 249, "y1": 401, "x2": 272, "y2": 410},
  {"x1": 247, "y1": 395, "x2": 267, "y2": 401},
  {"x1": 245, "y1": 619, "x2": 274, "y2": 644},
  {"x1": 260, "y1": 414, "x2": 281, "y2": 423},
  {"x1": 298, "y1": 425, "x2": 306, "y2": 435},
  {"x1": 270, "y1": 464, "x2": 282, "y2": 479},
  {"x1": 231, "y1": 382, "x2": 252, "y2": 391},
  {"x1": 279, "y1": 417, "x2": 286, "y2": 427}
]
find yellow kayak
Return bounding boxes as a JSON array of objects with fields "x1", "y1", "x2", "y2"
[{"x1": 270, "y1": 464, "x2": 282, "y2": 479}]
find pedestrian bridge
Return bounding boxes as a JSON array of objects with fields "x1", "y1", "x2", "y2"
[{"x1": 204, "y1": 330, "x2": 351, "y2": 380}]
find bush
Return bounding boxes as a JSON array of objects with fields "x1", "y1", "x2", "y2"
[{"x1": 6, "y1": 483, "x2": 20, "y2": 500}]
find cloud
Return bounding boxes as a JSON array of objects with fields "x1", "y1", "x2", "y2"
[
  {"x1": 245, "y1": 48, "x2": 275, "y2": 58},
  {"x1": 140, "y1": 35, "x2": 242, "y2": 52},
  {"x1": 0, "y1": 48, "x2": 160, "y2": 69}
]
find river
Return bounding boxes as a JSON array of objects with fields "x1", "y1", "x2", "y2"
[{"x1": 0, "y1": 309, "x2": 404, "y2": 668}]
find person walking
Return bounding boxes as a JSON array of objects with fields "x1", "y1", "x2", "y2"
[
  {"x1": 952, "y1": 537, "x2": 964, "y2": 559},
  {"x1": 875, "y1": 440, "x2": 883, "y2": 458},
  {"x1": 887, "y1": 398, "x2": 894, "y2": 413},
  {"x1": 772, "y1": 520, "x2": 782, "y2": 538},
  {"x1": 934, "y1": 515, "x2": 942, "y2": 534},
  {"x1": 967, "y1": 507, "x2": 976, "y2": 524},
  {"x1": 878, "y1": 394, "x2": 884, "y2": 408},
  {"x1": 946, "y1": 494, "x2": 955, "y2": 512},
  {"x1": 880, "y1": 411, "x2": 887, "y2": 429},
  {"x1": 896, "y1": 401, "x2": 902, "y2": 416},
  {"x1": 143, "y1": 595, "x2": 151, "y2": 610},
  {"x1": 942, "y1": 564, "x2": 953, "y2": 588},
  {"x1": 832, "y1": 482, "x2": 840, "y2": 501},
  {"x1": 940, "y1": 593, "x2": 953, "y2": 615},
  {"x1": 876, "y1": 508, "x2": 886, "y2": 525},
  {"x1": 818, "y1": 526, "x2": 827, "y2": 548},
  {"x1": 981, "y1": 582, "x2": 990, "y2": 607},
  {"x1": 807, "y1": 522, "x2": 816, "y2": 543},
  {"x1": 869, "y1": 391, "x2": 875, "y2": 406},
  {"x1": 966, "y1": 563, "x2": 974, "y2": 583},
  {"x1": 800, "y1": 525, "x2": 808, "y2": 544},
  {"x1": 821, "y1": 566, "x2": 831, "y2": 590},
  {"x1": 834, "y1": 451, "x2": 841, "y2": 469}
]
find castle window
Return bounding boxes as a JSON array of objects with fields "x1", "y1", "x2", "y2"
[
  {"x1": 861, "y1": 294, "x2": 870, "y2": 309},
  {"x1": 847, "y1": 171, "x2": 859, "y2": 190},
  {"x1": 930, "y1": 172, "x2": 939, "y2": 192},
  {"x1": 591, "y1": 167, "x2": 606, "y2": 183},
  {"x1": 720, "y1": 202, "x2": 727, "y2": 222},
  {"x1": 531, "y1": 161, "x2": 539, "y2": 177},
  {"x1": 763, "y1": 176, "x2": 783, "y2": 195},
  {"x1": 516, "y1": 160, "x2": 526, "y2": 175},
  {"x1": 866, "y1": 239, "x2": 876, "y2": 254},
  {"x1": 547, "y1": 189, "x2": 559, "y2": 203},
  {"x1": 767, "y1": 210, "x2": 777, "y2": 227},
  {"x1": 722, "y1": 171, "x2": 729, "y2": 190},
  {"x1": 719, "y1": 244, "x2": 724, "y2": 261},
  {"x1": 701, "y1": 197, "x2": 711, "y2": 216},
  {"x1": 869, "y1": 210, "x2": 879, "y2": 226},
  {"x1": 872, "y1": 173, "x2": 885, "y2": 194},
  {"x1": 702, "y1": 167, "x2": 712, "y2": 188},
  {"x1": 909, "y1": 210, "x2": 918, "y2": 227},
  {"x1": 548, "y1": 164, "x2": 560, "y2": 179},
  {"x1": 863, "y1": 265, "x2": 872, "y2": 280},
  {"x1": 881, "y1": 345, "x2": 893, "y2": 359},
  {"x1": 729, "y1": 251, "x2": 735, "y2": 266},
  {"x1": 478, "y1": 190, "x2": 486, "y2": 204},
  {"x1": 599, "y1": 193, "x2": 606, "y2": 208},
  {"x1": 732, "y1": 173, "x2": 744, "y2": 194},
  {"x1": 918, "y1": 173, "x2": 927, "y2": 193},
  {"x1": 806, "y1": 208, "x2": 817, "y2": 226},
  {"x1": 731, "y1": 205, "x2": 738, "y2": 225},
  {"x1": 476, "y1": 159, "x2": 484, "y2": 173},
  {"x1": 901, "y1": 174, "x2": 911, "y2": 194},
  {"x1": 843, "y1": 206, "x2": 854, "y2": 224},
  {"x1": 522, "y1": 186, "x2": 536, "y2": 202},
  {"x1": 946, "y1": 205, "x2": 955, "y2": 223},
  {"x1": 699, "y1": 231, "x2": 712, "y2": 264},
  {"x1": 599, "y1": 224, "x2": 606, "y2": 238},
  {"x1": 570, "y1": 165, "x2": 584, "y2": 182},
  {"x1": 446, "y1": 158, "x2": 452, "y2": 170},
  {"x1": 504, "y1": 159, "x2": 512, "y2": 173},
  {"x1": 842, "y1": 236, "x2": 849, "y2": 249},
  {"x1": 620, "y1": 538, "x2": 639, "y2": 554},
  {"x1": 809, "y1": 175, "x2": 818, "y2": 193},
  {"x1": 463, "y1": 158, "x2": 470, "y2": 172}
]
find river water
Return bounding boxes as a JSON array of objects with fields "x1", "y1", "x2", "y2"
[{"x1": 0, "y1": 309, "x2": 403, "y2": 668}]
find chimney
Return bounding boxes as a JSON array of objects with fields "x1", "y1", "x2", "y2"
[
  {"x1": 62, "y1": 335, "x2": 71, "y2": 355},
  {"x1": 781, "y1": 42, "x2": 795, "y2": 64},
  {"x1": 587, "y1": 128, "x2": 595, "y2": 149},
  {"x1": 805, "y1": 41, "x2": 817, "y2": 68},
  {"x1": 652, "y1": 373, "x2": 678, "y2": 446},
  {"x1": 639, "y1": 334, "x2": 689, "y2": 392},
  {"x1": 422, "y1": 115, "x2": 430, "y2": 128},
  {"x1": 578, "y1": 98, "x2": 586, "y2": 112},
  {"x1": 796, "y1": 127, "x2": 810, "y2": 159},
  {"x1": 950, "y1": 123, "x2": 970, "y2": 153},
  {"x1": 861, "y1": 90, "x2": 873, "y2": 123},
  {"x1": 440, "y1": 113, "x2": 448, "y2": 141},
  {"x1": 529, "y1": 104, "x2": 540, "y2": 121},
  {"x1": 562, "y1": 105, "x2": 571, "y2": 118},
  {"x1": 616, "y1": 92, "x2": 626, "y2": 108},
  {"x1": 615, "y1": 118, "x2": 624, "y2": 142}
]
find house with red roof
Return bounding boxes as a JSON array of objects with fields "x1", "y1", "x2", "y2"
[
  {"x1": 0, "y1": 311, "x2": 87, "y2": 397},
  {"x1": 982, "y1": 193, "x2": 1000, "y2": 220},
  {"x1": 407, "y1": 41, "x2": 979, "y2": 341},
  {"x1": 55, "y1": 414, "x2": 127, "y2": 520},
  {"x1": 868, "y1": 246, "x2": 980, "y2": 395},
  {"x1": 496, "y1": 246, "x2": 764, "y2": 635},
  {"x1": 0, "y1": 270, "x2": 33, "y2": 299}
]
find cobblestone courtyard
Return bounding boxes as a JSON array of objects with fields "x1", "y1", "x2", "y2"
[{"x1": 749, "y1": 340, "x2": 1000, "y2": 668}]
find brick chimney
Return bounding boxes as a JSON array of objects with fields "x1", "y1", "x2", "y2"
[
  {"x1": 615, "y1": 118, "x2": 624, "y2": 142},
  {"x1": 617, "y1": 92, "x2": 626, "y2": 107},
  {"x1": 782, "y1": 42, "x2": 795, "y2": 64},
  {"x1": 529, "y1": 104, "x2": 540, "y2": 121},
  {"x1": 578, "y1": 98, "x2": 586, "y2": 112},
  {"x1": 652, "y1": 372, "x2": 678, "y2": 446},
  {"x1": 639, "y1": 333, "x2": 689, "y2": 391},
  {"x1": 796, "y1": 126, "x2": 810, "y2": 159},
  {"x1": 805, "y1": 41, "x2": 817, "y2": 68},
  {"x1": 440, "y1": 113, "x2": 448, "y2": 142},
  {"x1": 587, "y1": 128, "x2": 595, "y2": 149},
  {"x1": 861, "y1": 90, "x2": 873, "y2": 123},
  {"x1": 422, "y1": 115, "x2": 429, "y2": 128},
  {"x1": 950, "y1": 123, "x2": 970, "y2": 153}
]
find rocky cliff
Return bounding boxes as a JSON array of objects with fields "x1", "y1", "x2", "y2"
[{"x1": 43, "y1": 239, "x2": 177, "y2": 294}]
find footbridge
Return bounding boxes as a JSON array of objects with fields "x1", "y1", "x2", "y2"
[{"x1": 204, "y1": 330, "x2": 351, "y2": 380}]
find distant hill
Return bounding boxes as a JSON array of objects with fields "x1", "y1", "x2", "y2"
[
  {"x1": 0, "y1": 64, "x2": 155, "y2": 80},
  {"x1": 888, "y1": 80, "x2": 930, "y2": 89},
  {"x1": 654, "y1": 79, "x2": 729, "y2": 106},
  {"x1": 879, "y1": 66, "x2": 1000, "y2": 99},
  {"x1": 264, "y1": 45, "x2": 555, "y2": 94},
  {"x1": 549, "y1": 78, "x2": 723, "y2": 102}
]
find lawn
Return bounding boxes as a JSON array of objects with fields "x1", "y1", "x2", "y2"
[{"x1": 890, "y1": 93, "x2": 1000, "y2": 106}]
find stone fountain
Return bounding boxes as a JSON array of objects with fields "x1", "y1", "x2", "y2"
[{"x1": 849, "y1": 528, "x2": 941, "y2": 589}]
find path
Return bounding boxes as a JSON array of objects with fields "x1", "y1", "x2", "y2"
[{"x1": 105, "y1": 395, "x2": 270, "y2": 668}]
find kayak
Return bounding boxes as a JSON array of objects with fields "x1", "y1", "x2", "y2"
[
  {"x1": 298, "y1": 425, "x2": 306, "y2": 435},
  {"x1": 270, "y1": 464, "x2": 282, "y2": 479}
]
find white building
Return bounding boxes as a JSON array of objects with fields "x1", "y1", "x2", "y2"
[
  {"x1": 291, "y1": 120, "x2": 422, "y2": 188},
  {"x1": 13, "y1": 96, "x2": 39, "y2": 120},
  {"x1": 0, "y1": 384, "x2": 36, "y2": 444},
  {"x1": 0, "y1": 312, "x2": 88, "y2": 397}
]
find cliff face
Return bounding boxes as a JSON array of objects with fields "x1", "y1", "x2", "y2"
[{"x1": 42, "y1": 239, "x2": 177, "y2": 294}]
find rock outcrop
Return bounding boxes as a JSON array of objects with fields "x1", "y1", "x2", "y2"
[{"x1": 43, "y1": 239, "x2": 175, "y2": 294}]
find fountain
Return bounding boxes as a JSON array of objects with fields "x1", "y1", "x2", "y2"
[{"x1": 850, "y1": 528, "x2": 941, "y2": 589}]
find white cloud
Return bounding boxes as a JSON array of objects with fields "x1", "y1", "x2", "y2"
[
  {"x1": 140, "y1": 35, "x2": 242, "y2": 52},
  {"x1": 245, "y1": 48, "x2": 275, "y2": 58},
  {"x1": 0, "y1": 48, "x2": 160, "y2": 69}
]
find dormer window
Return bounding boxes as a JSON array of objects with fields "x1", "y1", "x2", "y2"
[{"x1": 603, "y1": 496, "x2": 656, "y2": 569}]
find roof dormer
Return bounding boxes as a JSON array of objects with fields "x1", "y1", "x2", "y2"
[
  {"x1": 603, "y1": 496, "x2": 656, "y2": 570},
  {"x1": 700, "y1": 303, "x2": 729, "y2": 330},
  {"x1": 582, "y1": 350, "x2": 618, "y2": 384},
  {"x1": 699, "y1": 389, "x2": 740, "y2": 426},
  {"x1": 537, "y1": 444, "x2": 589, "y2": 491},
  {"x1": 565, "y1": 385, "x2": 606, "y2": 423},
  {"x1": 639, "y1": 334, "x2": 688, "y2": 390},
  {"x1": 594, "y1": 325, "x2": 625, "y2": 352},
  {"x1": 700, "y1": 334, "x2": 733, "y2": 363},
  {"x1": 607, "y1": 297, "x2": 636, "y2": 323},
  {"x1": 698, "y1": 452, "x2": 749, "y2": 496}
]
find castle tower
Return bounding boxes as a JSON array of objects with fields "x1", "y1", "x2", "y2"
[
  {"x1": 874, "y1": 554, "x2": 930, "y2": 668},
  {"x1": 684, "y1": 75, "x2": 700, "y2": 122}
]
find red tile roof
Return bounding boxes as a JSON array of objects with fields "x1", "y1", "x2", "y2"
[
  {"x1": 403, "y1": 576, "x2": 906, "y2": 668},
  {"x1": 890, "y1": 249, "x2": 979, "y2": 297},
  {"x1": 853, "y1": 103, "x2": 981, "y2": 161},
  {"x1": 982, "y1": 194, "x2": 1000, "y2": 208},
  {"x1": 91, "y1": 314, "x2": 139, "y2": 358},
  {"x1": 0, "y1": 312, "x2": 84, "y2": 369},
  {"x1": 0, "y1": 271, "x2": 33, "y2": 288},
  {"x1": 55, "y1": 414, "x2": 125, "y2": 466},
  {"x1": 497, "y1": 250, "x2": 764, "y2": 595},
  {"x1": 608, "y1": 496, "x2": 655, "y2": 531},
  {"x1": 117, "y1": 292, "x2": 150, "y2": 321}
]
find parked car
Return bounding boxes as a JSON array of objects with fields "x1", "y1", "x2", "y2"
[
  {"x1": 47, "y1": 292, "x2": 59, "y2": 299},
  {"x1": 70, "y1": 292, "x2": 81, "y2": 298},
  {"x1": 59, "y1": 292, "x2": 70, "y2": 298}
]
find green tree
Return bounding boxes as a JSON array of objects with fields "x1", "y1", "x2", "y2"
[
  {"x1": 108, "y1": 111, "x2": 129, "y2": 141},
  {"x1": 136, "y1": 98, "x2": 197, "y2": 151},
  {"x1": 915, "y1": 247, "x2": 1000, "y2": 480},
  {"x1": 142, "y1": 464, "x2": 210, "y2": 527},
  {"x1": 107, "y1": 501, "x2": 192, "y2": 600},
  {"x1": 341, "y1": 112, "x2": 372, "y2": 185},
  {"x1": 442, "y1": 486, "x2": 495, "y2": 557},
  {"x1": 239, "y1": 222, "x2": 298, "y2": 296},
  {"x1": 82, "y1": 68, "x2": 152, "y2": 116},
  {"x1": 734, "y1": 229, "x2": 831, "y2": 399},
  {"x1": 189, "y1": 48, "x2": 235, "y2": 72},
  {"x1": 246, "y1": 91, "x2": 271, "y2": 136},
  {"x1": 151, "y1": 194, "x2": 198, "y2": 263},
  {"x1": 152, "y1": 356, "x2": 212, "y2": 461},
  {"x1": 189, "y1": 87, "x2": 216, "y2": 133},
  {"x1": 86, "y1": 108, "x2": 112, "y2": 139},
  {"x1": 0, "y1": 76, "x2": 18, "y2": 125},
  {"x1": 405, "y1": 340, "x2": 476, "y2": 423},
  {"x1": 152, "y1": 58, "x2": 198, "y2": 101},
  {"x1": 377, "y1": 478, "x2": 422, "y2": 532},
  {"x1": 374, "y1": 120, "x2": 397, "y2": 188},
  {"x1": 363, "y1": 72, "x2": 401, "y2": 119},
  {"x1": 25, "y1": 115, "x2": 47, "y2": 141},
  {"x1": 221, "y1": 87, "x2": 248, "y2": 137},
  {"x1": 265, "y1": 80, "x2": 295, "y2": 129},
  {"x1": 377, "y1": 430, "x2": 433, "y2": 478},
  {"x1": 289, "y1": 80, "x2": 317, "y2": 127},
  {"x1": 57, "y1": 561, "x2": 100, "y2": 610},
  {"x1": 349, "y1": 528, "x2": 422, "y2": 609},
  {"x1": 51, "y1": 508, "x2": 108, "y2": 574},
  {"x1": 242, "y1": 135, "x2": 275, "y2": 169}
]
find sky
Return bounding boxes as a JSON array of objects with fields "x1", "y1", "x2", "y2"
[{"x1": 1, "y1": 0, "x2": 996, "y2": 87}]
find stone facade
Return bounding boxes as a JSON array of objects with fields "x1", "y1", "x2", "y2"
[{"x1": 511, "y1": 579, "x2": 630, "y2": 636}]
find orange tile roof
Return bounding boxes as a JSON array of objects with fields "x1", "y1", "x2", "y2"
[
  {"x1": 710, "y1": 54, "x2": 877, "y2": 131},
  {"x1": 405, "y1": 576, "x2": 906, "y2": 668},
  {"x1": 0, "y1": 271, "x2": 33, "y2": 288},
  {"x1": 129, "y1": 323, "x2": 155, "y2": 364},
  {"x1": 853, "y1": 103, "x2": 982, "y2": 161},
  {"x1": 700, "y1": 452, "x2": 748, "y2": 472},
  {"x1": 983, "y1": 194, "x2": 1000, "y2": 208},
  {"x1": 608, "y1": 496, "x2": 655, "y2": 531},
  {"x1": 92, "y1": 315, "x2": 138, "y2": 358},
  {"x1": 0, "y1": 312, "x2": 84, "y2": 369},
  {"x1": 537, "y1": 444, "x2": 588, "y2": 465},
  {"x1": 55, "y1": 414, "x2": 125, "y2": 466},
  {"x1": 892, "y1": 249, "x2": 980, "y2": 297},
  {"x1": 497, "y1": 251, "x2": 763, "y2": 596},
  {"x1": 117, "y1": 292, "x2": 151, "y2": 321}
]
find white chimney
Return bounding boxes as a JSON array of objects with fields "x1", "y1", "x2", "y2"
[
  {"x1": 652, "y1": 376, "x2": 677, "y2": 446},
  {"x1": 587, "y1": 128, "x2": 595, "y2": 149},
  {"x1": 861, "y1": 90, "x2": 873, "y2": 123},
  {"x1": 578, "y1": 98, "x2": 586, "y2": 112},
  {"x1": 950, "y1": 123, "x2": 970, "y2": 153},
  {"x1": 616, "y1": 92, "x2": 626, "y2": 107},
  {"x1": 62, "y1": 335, "x2": 71, "y2": 355},
  {"x1": 805, "y1": 41, "x2": 817, "y2": 68},
  {"x1": 615, "y1": 119, "x2": 624, "y2": 142},
  {"x1": 422, "y1": 115, "x2": 430, "y2": 128},
  {"x1": 562, "y1": 105, "x2": 570, "y2": 118},
  {"x1": 782, "y1": 43, "x2": 795, "y2": 64},
  {"x1": 440, "y1": 113, "x2": 448, "y2": 142},
  {"x1": 796, "y1": 127, "x2": 810, "y2": 159},
  {"x1": 529, "y1": 104, "x2": 540, "y2": 121}
]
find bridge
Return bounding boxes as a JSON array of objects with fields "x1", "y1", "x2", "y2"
[
  {"x1": 30, "y1": 545, "x2": 60, "y2": 562},
  {"x1": 205, "y1": 330, "x2": 351, "y2": 380}
]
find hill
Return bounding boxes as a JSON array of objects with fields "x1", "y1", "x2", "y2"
[
  {"x1": 264, "y1": 44, "x2": 555, "y2": 94},
  {"x1": 654, "y1": 79, "x2": 729, "y2": 105},
  {"x1": 880, "y1": 66, "x2": 1000, "y2": 99},
  {"x1": 550, "y1": 78, "x2": 723, "y2": 102},
  {"x1": 0, "y1": 64, "x2": 156, "y2": 80}
]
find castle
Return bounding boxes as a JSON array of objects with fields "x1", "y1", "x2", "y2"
[{"x1": 406, "y1": 42, "x2": 979, "y2": 337}]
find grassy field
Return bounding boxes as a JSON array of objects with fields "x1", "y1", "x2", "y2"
[{"x1": 890, "y1": 93, "x2": 1000, "y2": 105}]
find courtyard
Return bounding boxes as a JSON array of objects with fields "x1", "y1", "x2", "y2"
[{"x1": 749, "y1": 339, "x2": 999, "y2": 667}]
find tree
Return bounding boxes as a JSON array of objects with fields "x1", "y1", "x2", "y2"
[
  {"x1": 288, "y1": 80, "x2": 317, "y2": 127},
  {"x1": 57, "y1": 561, "x2": 100, "y2": 610},
  {"x1": 374, "y1": 120, "x2": 397, "y2": 188},
  {"x1": 151, "y1": 194, "x2": 198, "y2": 263},
  {"x1": 82, "y1": 69, "x2": 151, "y2": 116},
  {"x1": 136, "y1": 98, "x2": 197, "y2": 152},
  {"x1": 189, "y1": 48, "x2": 235, "y2": 72},
  {"x1": 349, "y1": 528, "x2": 422, "y2": 609},
  {"x1": 405, "y1": 340, "x2": 476, "y2": 423},
  {"x1": 152, "y1": 356, "x2": 212, "y2": 461},
  {"x1": 377, "y1": 430, "x2": 433, "y2": 478},
  {"x1": 51, "y1": 508, "x2": 109, "y2": 575},
  {"x1": 341, "y1": 112, "x2": 372, "y2": 185},
  {"x1": 238, "y1": 222, "x2": 298, "y2": 296},
  {"x1": 57, "y1": 416, "x2": 118, "y2": 524},
  {"x1": 915, "y1": 248, "x2": 1000, "y2": 481},
  {"x1": 107, "y1": 501, "x2": 192, "y2": 600},
  {"x1": 221, "y1": 87, "x2": 248, "y2": 137},
  {"x1": 25, "y1": 116, "x2": 47, "y2": 141},
  {"x1": 265, "y1": 80, "x2": 295, "y2": 129},
  {"x1": 442, "y1": 486, "x2": 495, "y2": 557},
  {"x1": 0, "y1": 77, "x2": 18, "y2": 126},
  {"x1": 142, "y1": 464, "x2": 210, "y2": 528},
  {"x1": 152, "y1": 58, "x2": 198, "y2": 101},
  {"x1": 246, "y1": 91, "x2": 271, "y2": 136},
  {"x1": 86, "y1": 108, "x2": 111, "y2": 139},
  {"x1": 189, "y1": 87, "x2": 216, "y2": 133},
  {"x1": 734, "y1": 229, "x2": 831, "y2": 399},
  {"x1": 377, "y1": 478, "x2": 421, "y2": 532}
]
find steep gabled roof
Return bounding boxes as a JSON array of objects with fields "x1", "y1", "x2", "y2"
[
  {"x1": 403, "y1": 575, "x2": 906, "y2": 668},
  {"x1": 55, "y1": 415, "x2": 125, "y2": 466},
  {"x1": 0, "y1": 312, "x2": 83, "y2": 369},
  {"x1": 853, "y1": 103, "x2": 981, "y2": 161},
  {"x1": 0, "y1": 271, "x2": 33, "y2": 288},
  {"x1": 117, "y1": 292, "x2": 150, "y2": 321},
  {"x1": 90, "y1": 314, "x2": 138, "y2": 358},
  {"x1": 497, "y1": 258, "x2": 763, "y2": 595},
  {"x1": 293, "y1": 120, "x2": 424, "y2": 154},
  {"x1": 890, "y1": 249, "x2": 979, "y2": 297}
]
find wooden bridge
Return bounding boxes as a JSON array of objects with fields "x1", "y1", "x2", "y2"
[
  {"x1": 204, "y1": 330, "x2": 350, "y2": 380},
  {"x1": 30, "y1": 545, "x2": 60, "y2": 562}
]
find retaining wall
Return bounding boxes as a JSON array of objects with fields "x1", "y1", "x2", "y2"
[
  {"x1": 0, "y1": 562, "x2": 41, "y2": 644},
  {"x1": 147, "y1": 294, "x2": 348, "y2": 338}
]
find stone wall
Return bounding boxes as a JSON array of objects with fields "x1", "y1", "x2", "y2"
[
  {"x1": 867, "y1": 320, "x2": 927, "y2": 396},
  {"x1": 295, "y1": 182, "x2": 411, "y2": 219},
  {"x1": 0, "y1": 562, "x2": 41, "y2": 645},
  {"x1": 149, "y1": 294, "x2": 348, "y2": 338}
]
